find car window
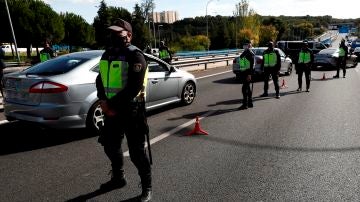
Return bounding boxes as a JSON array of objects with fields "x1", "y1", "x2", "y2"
[
  {"x1": 287, "y1": 42, "x2": 303, "y2": 50},
  {"x1": 24, "y1": 56, "x2": 90, "y2": 75},
  {"x1": 147, "y1": 61, "x2": 168, "y2": 72}
]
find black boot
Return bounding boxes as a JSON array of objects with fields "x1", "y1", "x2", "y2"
[
  {"x1": 140, "y1": 188, "x2": 152, "y2": 202},
  {"x1": 100, "y1": 171, "x2": 127, "y2": 191}
]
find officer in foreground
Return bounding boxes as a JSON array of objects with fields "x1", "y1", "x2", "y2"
[
  {"x1": 238, "y1": 40, "x2": 254, "y2": 110},
  {"x1": 261, "y1": 41, "x2": 281, "y2": 99},
  {"x1": 296, "y1": 41, "x2": 314, "y2": 92},
  {"x1": 95, "y1": 18, "x2": 152, "y2": 202},
  {"x1": 333, "y1": 39, "x2": 348, "y2": 78},
  {"x1": 39, "y1": 40, "x2": 55, "y2": 62},
  {"x1": 159, "y1": 40, "x2": 172, "y2": 64}
]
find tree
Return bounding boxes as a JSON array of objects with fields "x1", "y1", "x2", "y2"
[
  {"x1": 93, "y1": 0, "x2": 111, "y2": 48},
  {"x1": 234, "y1": 0, "x2": 261, "y2": 46},
  {"x1": 259, "y1": 25, "x2": 278, "y2": 46},
  {"x1": 60, "y1": 12, "x2": 95, "y2": 52},
  {"x1": 131, "y1": 4, "x2": 150, "y2": 49},
  {"x1": 1, "y1": 0, "x2": 64, "y2": 57},
  {"x1": 93, "y1": 0, "x2": 132, "y2": 48}
]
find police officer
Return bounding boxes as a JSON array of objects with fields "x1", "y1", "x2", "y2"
[
  {"x1": 296, "y1": 41, "x2": 314, "y2": 92},
  {"x1": 95, "y1": 18, "x2": 152, "y2": 202},
  {"x1": 333, "y1": 39, "x2": 348, "y2": 78},
  {"x1": 238, "y1": 40, "x2": 254, "y2": 110},
  {"x1": 159, "y1": 40, "x2": 172, "y2": 64},
  {"x1": 261, "y1": 41, "x2": 281, "y2": 99},
  {"x1": 39, "y1": 40, "x2": 55, "y2": 62}
]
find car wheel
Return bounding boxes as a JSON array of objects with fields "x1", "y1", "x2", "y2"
[
  {"x1": 86, "y1": 100, "x2": 104, "y2": 133},
  {"x1": 286, "y1": 64, "x2": 293, "y2": 75},
  {"x1": 181, "y1": 81, "x2": 196, "y2": 105},
  {"x1": 351, "y1": 61, "x2": 358, "y2": 68}
]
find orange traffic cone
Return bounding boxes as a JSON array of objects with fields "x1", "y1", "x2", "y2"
[
  {"x1": 280, "y1": 78, "x2": 288, "y2": 89},
  {"x1": 321, "y1": 73, "x2": 326, "y2": 80},
  {"x1": 186, "y1": 116, "x2": 209, "y2": 136}
]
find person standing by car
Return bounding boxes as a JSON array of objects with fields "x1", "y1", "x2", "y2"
[
  {"x1": 39, "y1": 40, "x2": 55, "y2": 62},
  {"x1": 261, "y1": 41, "x2": 281, "y2": 99},
  {"x1": 333, "y1": 39, "x2": 348, "y2": 78},
  {"x1": 238, "y1": 40, "x2": 254, "y2": 110},
  {"x1": 296, "y1": 41, "x2": 314, "y2": 92},
  {"x1": 95, "y1": 18, "x2": 152, "y2": 202},
  {"x1": 158, "y1": 40, "x2": 172, "y2": 64}
]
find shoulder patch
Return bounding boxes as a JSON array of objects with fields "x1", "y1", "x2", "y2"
[{"x1": 133, "y1": 63, "x2": 143, "y2": 72}]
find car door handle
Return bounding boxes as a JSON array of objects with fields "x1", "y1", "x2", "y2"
[{"x1": 151, "y1": 79, "x2": 159, "y2": 84}]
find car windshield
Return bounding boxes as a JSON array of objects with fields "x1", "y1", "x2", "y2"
[
  {"x1": 318, "y1": 48, "x2": 337, "y2": 54},
  {"x1": 251, "y1": 48, "x2": 265, "y2": 56},
  {"x1": 24, "y1": 55, "x2": 90, "y2": 75}
]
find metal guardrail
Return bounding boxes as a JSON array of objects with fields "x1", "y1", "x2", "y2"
[{"x1": 4, "y1": 61, "x2": 27, "y2": 67}]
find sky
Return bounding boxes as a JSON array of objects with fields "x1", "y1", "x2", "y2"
[{"x1": 44, "y1": 0, "x2": 360, "y2": 24}]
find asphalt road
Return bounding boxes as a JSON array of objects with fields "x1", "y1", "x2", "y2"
[{"x1": 1, "y1": 64, "x2": 360, "y2": 201}]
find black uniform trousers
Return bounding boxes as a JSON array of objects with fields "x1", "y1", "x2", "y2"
[
  {"x1": 297, "y1": 63, "x2": 311, "y2": 90},
  {"x1": 263, "y1": 69, "x2": 280, "y2": 95},
  {"x1": 99, "y1": 101, "x2": 151, "y2": 189},
  {"x1": 335, "y1": 56, "x2": 346, "y2": 77},
  {"x1": 240, "y1": 74, "x2": 252, "y2": 106}
]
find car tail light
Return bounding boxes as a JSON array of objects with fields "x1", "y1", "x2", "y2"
[
  {"x1": 29, "y1": 81, "x2": 68, "y2": 93},
  {"x1": 256, "y1": 58, "x2": 263, "y2": 64}
]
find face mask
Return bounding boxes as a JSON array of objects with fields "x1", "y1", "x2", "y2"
[{"x1": 111, "y1": 32, "x2": 128, "y2": 47}]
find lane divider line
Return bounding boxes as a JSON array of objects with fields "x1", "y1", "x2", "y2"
[
  {"x1": 123, "y1": 110, "x2": 217, "y2": 157},
  {"x1": 196, "y1": 70, "x2": 232, "y2": 80}
]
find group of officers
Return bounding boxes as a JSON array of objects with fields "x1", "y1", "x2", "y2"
[
  {"x1": 31, "y1": 18, "x2": 349, "y2": 202},
  {"x1": 237, "y1": 38, "x2": 349, "y2": 110}
]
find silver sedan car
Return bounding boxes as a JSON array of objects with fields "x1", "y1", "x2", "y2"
[
  {"x1": 3, "y1": 50, "x2": 196, "y2": 132},
  {"x1": 233, "y1": 47, "x2": 293, "y2": 79}
]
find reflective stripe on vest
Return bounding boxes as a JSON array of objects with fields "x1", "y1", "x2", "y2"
[
  {"x1": 159, "y1": 50, "x2": 170, "y2": 59},
  {"x1": 99, "y1": 60, "x2": 128, "y2": 99},
  {"x1": 263, "y1": 52, "x2": 277, "y2": 67},
  {"x1": 239, "y1": 57, "x2": 250, "y2": 71},
  {"x1": 339, "y1": 47, "x2": 345, "y2": 57},
  {"x1": 298, "y1": 51, "x2": 311, "y2": 64},
  {"x1": 40, "y1": 53, "x2": 50, "y2": 62}
]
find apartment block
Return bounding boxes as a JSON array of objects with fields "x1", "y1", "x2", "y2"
[{"x1": 152, "y1": 11, "x2": 179, "y2": 24}]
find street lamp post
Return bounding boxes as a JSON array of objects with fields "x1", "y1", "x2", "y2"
[
  {"x1": 206, "y1": 0, "x2": 218, "y2": 53},
  {"x1": 5, "y1": 0, "x2": 20, "y2": 62},
  {"x1": 158, "y1": 24, "x2": 163, "y2": 47}
]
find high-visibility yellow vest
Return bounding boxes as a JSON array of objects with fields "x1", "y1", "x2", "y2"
[
  {"x1": 40, "y1": 53, "x2": 50, "y2": 62},
  {"x1": 339, "y1": 47, "x2": 345, "y2": 57},
  {"x1": 263, "y1": 52, "x2": 277, "y2": 67},
  {"x1": 99, "y1": 59, "x2": 148, "y2": 100},
  {"x1": 159, "y1": 49, "x2": 170, "y2": 59},
  {"x1": 239, "y1": 57, "x2": 250, "y2": 71},
  {"x1": 298, "y1": 51, "x2": 311, "y2": 64}
]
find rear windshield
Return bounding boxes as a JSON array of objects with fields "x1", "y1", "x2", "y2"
[
  {"x1": 24, "y1": 55, "x2": 90, "y2": 75},
  {"x1": 319, "y1": 48, "x2": 337, "y2": 54},
  {"x1": 252, "y1": 48, "x2": 265, "y2": 55}
]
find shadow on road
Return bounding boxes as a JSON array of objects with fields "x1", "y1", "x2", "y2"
[
  {"x1": 66, "y1": 188, "x2": 139, "y2": 202},
  {"x1": 0, "y1": 121, "x2": 97, "y2": 155}
]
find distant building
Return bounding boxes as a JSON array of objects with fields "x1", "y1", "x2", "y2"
[{"x1": 152, "y1": 11, "x2": 179, "y2": 24}]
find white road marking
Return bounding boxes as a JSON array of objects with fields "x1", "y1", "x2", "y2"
[
  {"x1": 196, "y1": 70, "x2": 232, "y2": 80},
  {"x1": 123, "y1": 110, "x2": 217, "y2": 157},
  {"x1": 0, "y1": 120, "x2": 9, "y2": 125}
]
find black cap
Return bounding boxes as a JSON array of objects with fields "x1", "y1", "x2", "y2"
[{"x1": 108, "y1": 18, "x2": 132, "y2": 33}]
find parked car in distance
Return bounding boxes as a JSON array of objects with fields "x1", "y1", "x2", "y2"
[
  {"x1": 233, "y1": 47, "x2": 293, "y2": 80},
  {"x1": 276, "y1": 40, "x2": 327, "y2": 61},
  {"x1": 353, "y1": 47, "x2": 360, "y2": 61},
  {"x1": 3, "y1": 50, "x2": 196, "y2": 132},
  {"x1": 313, "y1": 48, "x2": 358, "y2": 69}
]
